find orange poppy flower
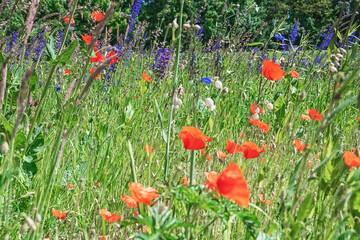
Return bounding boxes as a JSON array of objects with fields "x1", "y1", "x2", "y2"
[
  {"x1": 257, "y1": 121, "x2": 270, "y2": 133},
  {"x1": 132, "y1": 210, "x2": 139, "y2": 217},
  {"x1": 315, "y1": 155, "x2": 320, "y2": 159},
  {"x1": 178, "y1": 126, "x2": 212, "y2": 150},
  {"x1": 201, "y1": 149, "x2": 212, "y2": 161},
  {"x1": 99, "y1": 236, "x2": 107, "y2": 240},
  {"x1": 45, "y1": 233, "x2": 50, "y2": 239},
  {"x1": 99, "y1": 209, "x2": 122, "y2": 223},
  {"x1": 204, "y1": 171, "x2": 220, "y2": 193},
  {"x1": 289, "y1": 70, "x2": 299, "y2": 79},
  {"x1": 262, "y1": 59, "x2": 286, "y2": 81},
  {"x1": 216, "y1": 150, "x2": 229, "y2": 158},
  {"x1": 128, "y1": 182, "x2": 160, "y2": 205},
  {"x1": 82, "y1": 35, "x2": 98, "y2": 48},
  {"x1": 66, "y1": 184, "x2": 74, "y2": 189},
  {"x1": 245, "y1": 169, "x2": 251, "y2": 173},
  {"x1": 144, "y1": 144, "x2": 154, "y2": 153},
  {"x1": 52, "y1": 208, "x2": 67, "y2": 219},
  {"x1": 352, "y1": 148, "x2": 356, "y2": 153},
  {"x1": 107, "y1": 51, "x2": 118, "y2": 64},
  {"x1": 90, "y1": 49, "x2": 105, "y2": 63},
  {"x1": 301, "y1": 114, "x2": 310, "y2": 120},
  {"x1": 358, "y1": 117, "x2": 360, "y2": 122},
  {"x1": 308, "y1": 161, "x2": 312, "y2": 167},
  {"x1": 95, "y1": 180, "x2": 102, "y2": 188},
  {"x1": 250, "y1": 103, "x2": 263, "y2": 114},
  {"x1": 223, "y1": 114, "x2": 229, "y2": 117},
  {"x1": 226, "y1": 140, "x2": 242, "y2": 154},
  {"x1": 343, "y1": 151, "x2": 360, "y2": 167},
  {"x1": 121, "y1": 195, "x2": 137, "y2": 208},
  {"x1": 135, "y1": 95, "x2": 139, "y2": 99},
  {"x1": 64, "y1": 69, "x2": 71, "y2": 75},
  {"x1": 307, "y1": 108, "x2": 322, "y2": 121},
  {"x1": 63, "y1": 16, "x2": 74, "y2": 24},
  {"x1": 239, "y1": 132, "x2": 247, "y2": 137},
  {"x1": 182, "y1": 178, "x2": 190, "y2": 187},
  {"x1": 293, "y1": 140, "x2": 309, "y2": 151},
  {"x1": 250, "y1": 118, "x2": 260, "y2": 126},
  {"x1": 217, "y1": 162, "x2": 250, "y2": 207},
  {"x1": 142, "y1": 72, "x2": 151, "y2": 82},
  {"x1": 332, "y1": 84, "x2": 341, "y2": 88},
  {"x1": 240, "y1": 141, "x2": 265, "y2": 159},
  {"x1": 91, "y1": 11, "x2": 104, "y2": 22},
  {"x1": 259, "y1": 194, "x2": 273, "y2": 204}
]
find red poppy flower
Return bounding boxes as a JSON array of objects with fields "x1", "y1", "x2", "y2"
[
  {"x1": 63, "y1": 16, "x2": 74, "y2": 24},
  {"x1": 332, "y1": 84, "x2": 341, "y2": 88},
  {"x1": 135, "y1": 95, "x2": 139, "y2": 99},
  {"x1": 352, "y1": 148, "x2": 356, "y2": 153},
  {"x1": 343, "y1": 151, "x2": 360, "y2": 167},
  {"x1": 201, "y1": 149, "x2": 212, "y2": 161},
  {"x1": 99, "y1": 209, "x2": 122, "y2": 223},
  {"x1": 358, "y1": 117, "x2": 360, "y2": 122},
  {"x1": 142, "y1": 72, "x2": 151, "y2": 82},
  {"x1": 216, "y1": 150, "x2": 229, "y2": 159},
  {"x1": 132, "y1": 211, "x2": 139, "y2": 217},
  {"x1": 182, "y1": 178, "x2": 190, "y2": 187},
  {"x1": 204, "y1": 171, "x2": 220, "y2": 193},
  {"x1": 217, "y1": 162, "x2": 250, "y2": 207},
  {"x1": 250, "y1": 103, "x2": 263, "y2": 114},
  {"x1": 308, "y1": 161, "x2": 312, "y2": 167},
  {"x1": 107, "y1": 51, "x2": 118, "y2": 64},
  {"x1": 178, "y1": 126, "x2": 212, "y2": 150},
  {"x1": 293, "y1": 140, "x2": 309, "y2": 151},
  {"x1": 259, "y1": 194, "x2": 272, "y2": 204},
  {"x1": 307, "y1": 108, "x2": 322, "y2": 121},
  {"x1": 289, "y1": 70, "x2": 299, "y2": 79},
  {"x1": 64, "y1": 69, "x2": 71, "y2": 75},
  {"x1": 144, "y1": 144, "x2": 154, "y2": 153},
  {"x1": 262, "y1": 59, "x2": 286, "y2": 81},
  {"x1": 45, "y1": 233, "x2": 50, "y2": 239},
  {"x1": 99, "y1": 236, "x2": 107, "y2": 240},
  {"x1": 52, "y1": 208, "x2": 67, "y2": 219},
  {"x1": 240, "y1": 141, "x2": 265, "y2": 159},
  {"x1": 90, "y1": 49, "x2": 105, "y2": 63},
  {"x1": 81, "y1": 35, "x2": 98, "y2": 48},
  {"x1": 66, "y1": 184, "x2": 74, "y2": 189},
  {"x1": 121, "y1": 195, "x2": 137, "y2": 208},
  {"x1": 226, "y1": 140, "x2": 242, "y2": 154},
  {"x1": 90, "y1": 69, "x2": 101, "y2": 79},
  {"x1": 128, "y1": 182, "x2": 160, "y2": 205},
  {"x1": 91, "y1": 11, "x2": 104, "y2": 22}
]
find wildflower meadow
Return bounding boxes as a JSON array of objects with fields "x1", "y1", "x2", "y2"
[{"x1": 0, "y1": 0, "x2": 360, "y2": 239}]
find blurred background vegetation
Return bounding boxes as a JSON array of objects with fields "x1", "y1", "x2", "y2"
[{"x1": 0, "y1": 0, "x2": 359, "y2": 46}]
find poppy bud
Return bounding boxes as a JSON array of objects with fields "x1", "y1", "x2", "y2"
[
  {"x1": 336, "y1": 53, "x2": 343, "y2": 60},
  {"x1": 222, "y1": 87, "x2": 229, "y2": 94},
  {"x1": 334, "y1": 61, "x2": 340, "y2": 67},
  {"x1": 1, "y1": 141, "x2": 9, "y2": 154},
  {"x1": 267, "y1": 103, "x2": 273, "y2": 110},
  {"x1": 299, "y1": 90, "x2": 306, "y2": 100},
  {"x1": 255, "y1": 107, "x2": 260, "y2": 114},
  {"x1": 242, "y1": 92, "x2": 247, "y2": 100},
  {"x1": 252, "y1": 113, "x2": 259, "y2": 120},
  {"x1": 215, "y1": 80, "x2": 223, "y2": 90},
  {"x1": 172, "y1": 18, "x2": 179, "y2": 29},
  {"x1": 174, "y1": 97, "x2": 183, "y2": 106},
  {"x1": 213, "y1": 76, "x2": 219, "y2": 81},
  {"x1": 183, "y1": 23, "x2": 191, "y2": 29},
  {"x1": 330, "y1": 66, "x2": 338, "y2": 73},
  {"x1": 339, "y1": 48, "x2": 347, "y2": 55},
  {"x1": 331, "y1": 54, "x2": 339, "y2": 62},
  {"x1": 193, "y1": 24, "x2": 201, "y2": 31},
  {"x1": 168, "y1": 23, "x2": 173, "y2": 28}
]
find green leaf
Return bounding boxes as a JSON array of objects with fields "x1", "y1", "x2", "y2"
[
  {"x1": 56, "y1": 41, "x2": 79, "y2": 65},
  {"x1": 29, "y1": 70, "x2": 39, "y2": 90},
  {"x1": 246, "y1": 42, "x2": 264, "y2": 46},
  {"x1": 274, "y1": 95, "x2": 286, "y2": 125},
  {"x1": 297, "y1": 193, "x2": 314, "y2": 222},
  {"x1": 45, "y1": 35, "x2": 56, "y2": 60}
]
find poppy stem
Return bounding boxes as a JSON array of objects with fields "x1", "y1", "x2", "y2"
[
  {"x1": 190, "y1": 149, "x2": 196, "y2": 185},
  {"x1": 127, "y1": 140, "x2": 137, "y2": 183},
  {"x1": 164, "y1": 0, "x2": 184, "y2": 179}
]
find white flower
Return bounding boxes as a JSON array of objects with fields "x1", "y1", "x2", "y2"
[
  {"x1": 205, "y1": 98, "x2": 214, "y2": 108},
  {"x1": 255, "y1": 5, "x2": 259, "y2": 12},
  {"x1": 252, "y1": 113, "x2": 259, "y2": 120},
  {"x1": 330, "y1": 66, "x2": 338, "y2": 73},
  {"x1": 193, "y1": 24, "x2": 201, "y2": 31},
  {"x1": 267, "y1": 103, "x2": 273, "y2": 110},
  {"x1": 215, "y1": 80, "x2": 223, "y2": 90},
  {"x1": 183, "y1": 23, "x2": 191, "y2": 29}
]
